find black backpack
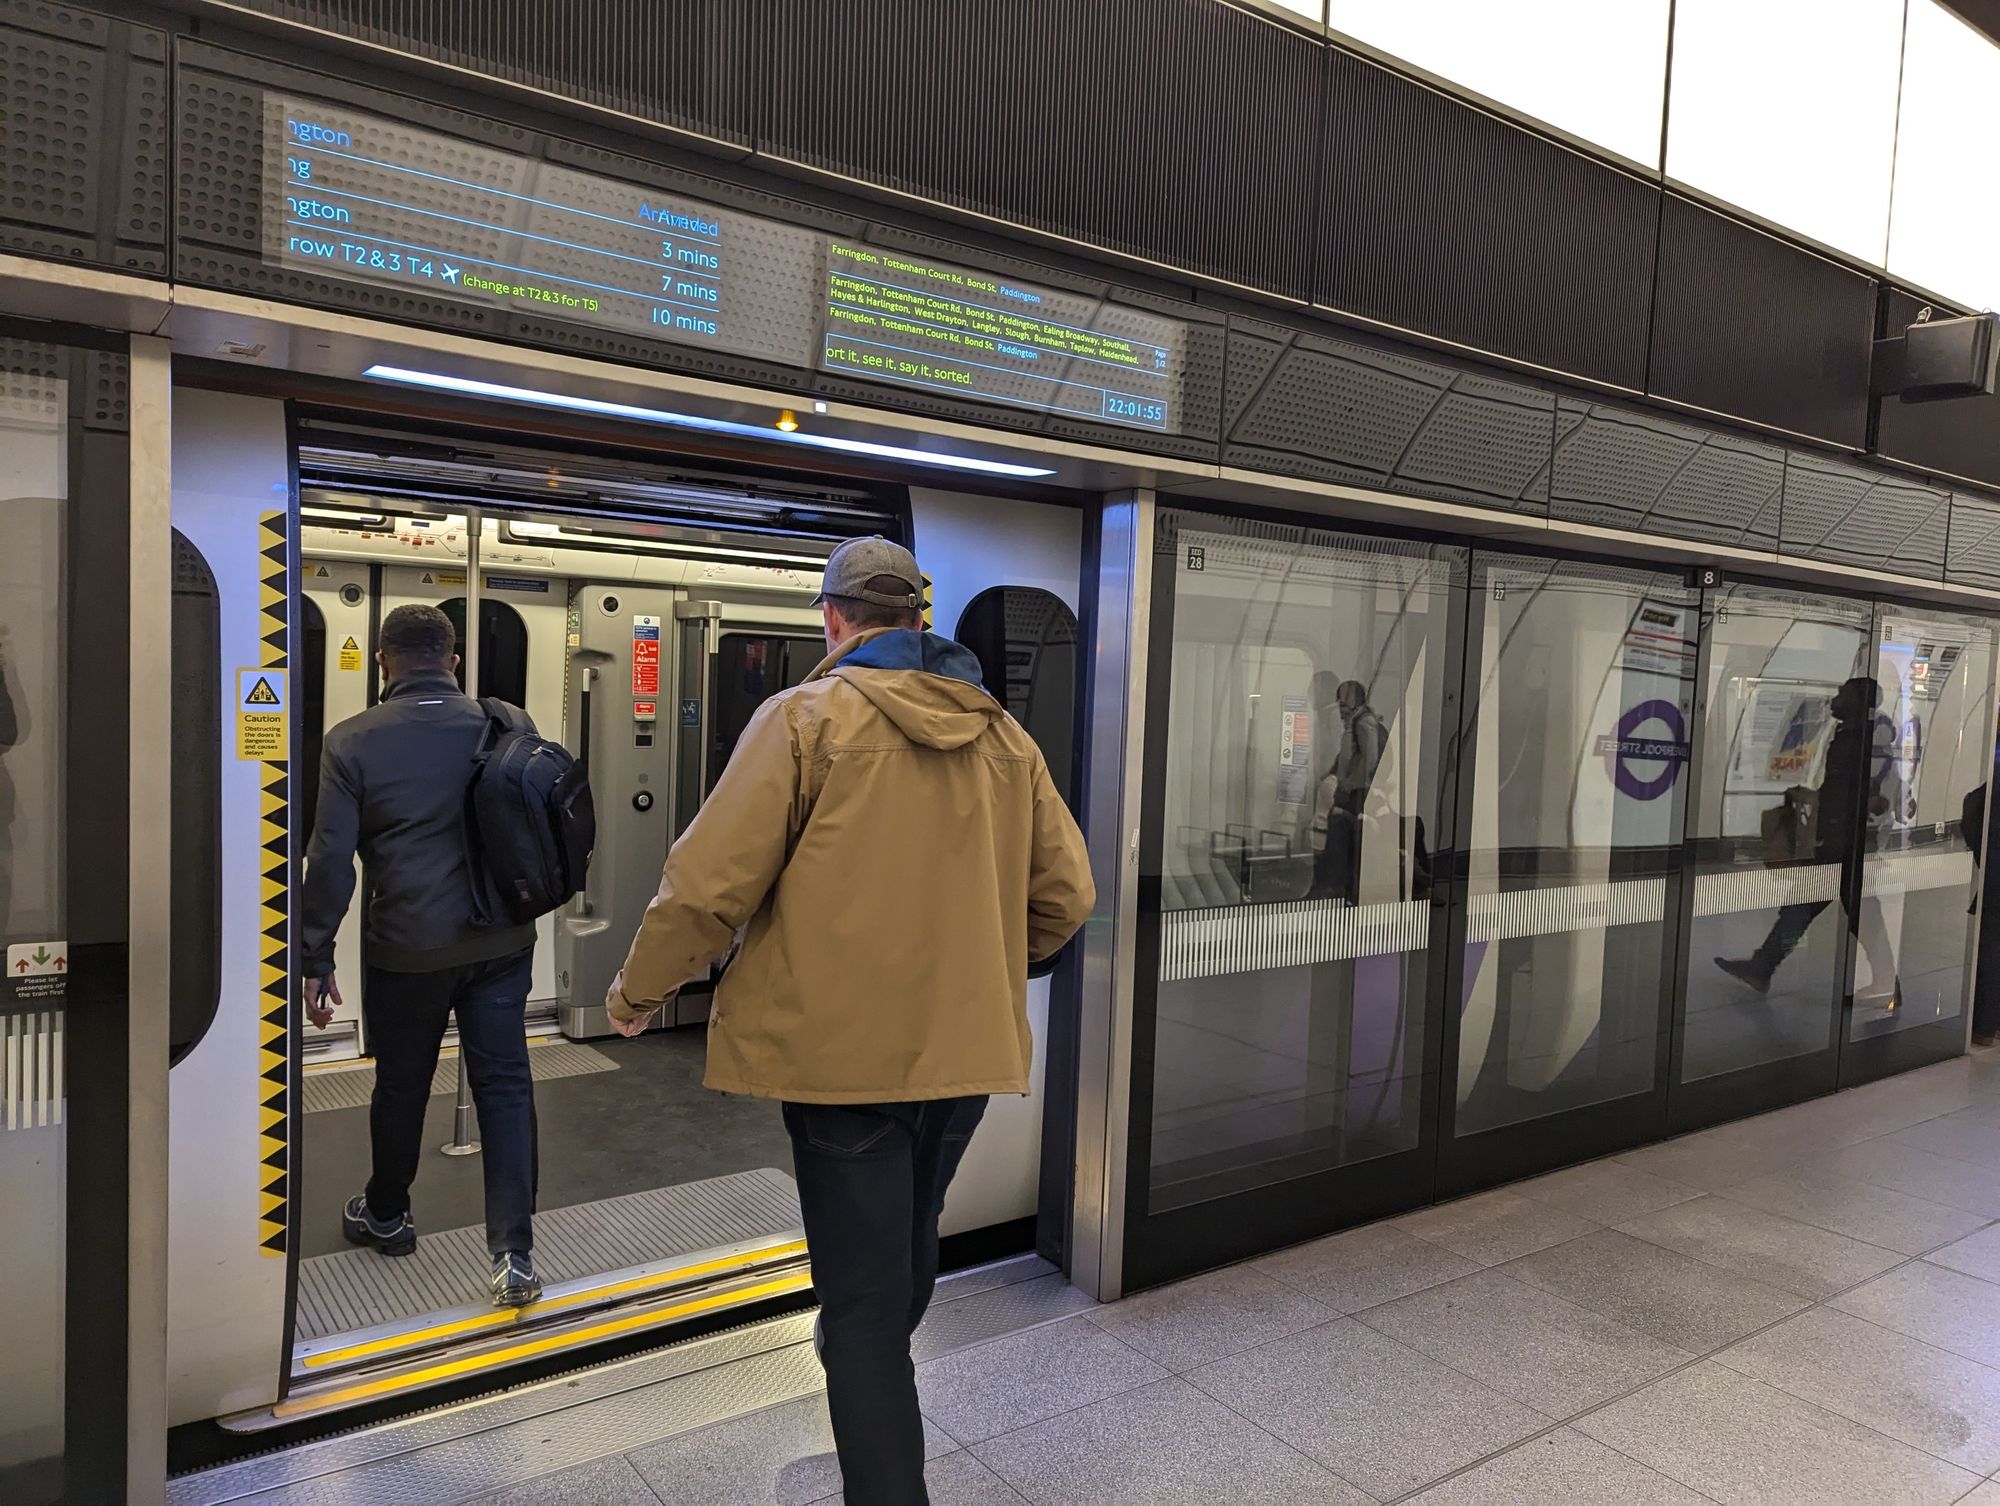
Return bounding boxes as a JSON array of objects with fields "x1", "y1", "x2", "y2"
[{"x1": 465, "y1": 699, "x2": 596, "y2": 927}]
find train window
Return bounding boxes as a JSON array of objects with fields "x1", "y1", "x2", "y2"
[
  {"x1": 958, "y1": 587, "x2": 1080, "y2": 980},
  {"x1": 441, "y1": 597, "x2": 530, "y2": 706},
  {"x1": 300, "y1": 594, "x2": 326, "y2": 842},
  {"x1": 170, "y1": 529, "x2": 222, "y2": 1065},
  {"x1": 708, "y1": 633, "x2": 824, "y2": 791},
  {"x1": 956, "y1": 586, "x2": 1079, "y2": 806}
]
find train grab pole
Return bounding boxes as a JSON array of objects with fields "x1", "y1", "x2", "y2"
[{"x1": 442, "y1": 506, "x2": 483, "y2": 1158}]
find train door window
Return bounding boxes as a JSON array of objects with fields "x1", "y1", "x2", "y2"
[
  {"x1": 300, "y1": 594, "x2": 327, "y2": 840},
  {"x1": 441, "y1": 597, "x2": 530, "y2": 706},
  {"x1": 708, "y1": 633, "x2": 822, "y2": 791},
  {"x1": 956, "y1": 586, "x2": 1079, "y2": 806}
]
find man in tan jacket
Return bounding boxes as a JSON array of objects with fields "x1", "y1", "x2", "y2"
[{"x1": 605, "y1": 535, "x2": 1093, "y2": 1505}]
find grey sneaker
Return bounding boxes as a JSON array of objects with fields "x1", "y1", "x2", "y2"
[
  {"x1": 491, "y1": 1251, "x2": 542, "y2": 1308},
  {"x1": 342, "y1": 1195, "x2": 416, "y2": 1256}
]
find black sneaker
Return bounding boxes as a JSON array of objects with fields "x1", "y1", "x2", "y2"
[
  {"x1": 491, "y1": 1251, "x2": 542, "y2": 1308},
  {"x1": 1714, "y1": 957, "x2": 1771, "y2": 995},
  {"x1": 342, "y1": 1194, "x2": 416, "y2": 1257}
]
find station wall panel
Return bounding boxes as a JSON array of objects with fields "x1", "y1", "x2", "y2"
[
  {"x1": 1648, "y1": 194, "x2": 1874, "y2": 449},
  {"x1": 761, "y1": 0, "x2": 1324, "y2": 301},
  {"x1": 0, "y1": 0, "x2": 169, "y2": 274},
  {"x1": 201, "y1": 0, "x2": 759, "y2": 148},
  {"x1": 1314, "y1": 45, "x2": 1658, "y2": 391}
]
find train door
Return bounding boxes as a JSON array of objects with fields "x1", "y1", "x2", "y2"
[{"x1": 300, "y1": 560, "x2": 370, "y2": 1055}]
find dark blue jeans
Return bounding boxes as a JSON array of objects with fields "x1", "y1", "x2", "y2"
[
  {"x1": 783, "y1": 1096, "x2": 989, "y2": 1506},
  {"x1": 363, "y1": 947, "x2": 537, "y2": 1256}
]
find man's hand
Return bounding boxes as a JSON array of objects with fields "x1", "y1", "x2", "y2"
[
  {"x1": 604, "y1": 978, "x2": 664, "y2": 1038},
  {"x1": 302, "y1": 973, "x2": 342, "y2": 1030},
  {"x1": 608, "y1": 1006, "x2": 656, "y2": 1039}
]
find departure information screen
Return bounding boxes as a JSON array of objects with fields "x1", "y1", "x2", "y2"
[
  {"x1": 823, "y1": 243, "x2": 1181, "y2": 430},
  {"x1": 263, "y1": 97, "x2": 821, "y2": 368},
  {"x1": 262, "y1": 94, "x2": 1186, "y2": 433}
]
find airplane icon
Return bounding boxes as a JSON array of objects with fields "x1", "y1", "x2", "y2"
[{"x1": 442, "y1": 263, "x2": 460, "y2": 285}]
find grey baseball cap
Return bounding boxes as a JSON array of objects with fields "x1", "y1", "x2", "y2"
[{"x1": 814, "y1": 534, "x2": 924, "y2": 608}]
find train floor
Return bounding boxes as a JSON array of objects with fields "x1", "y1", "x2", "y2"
[
  {"x1": 175, "y1": 1044, "x2": 2000, "y2": 1504},
  {"x1": 297, "y1": 1027, "x2": 798, "y2": 1333}
]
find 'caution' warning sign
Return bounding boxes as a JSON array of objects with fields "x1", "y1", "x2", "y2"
[
  {"x1": 236, "y1": 666, "x2": 289, "y2": 761},
  {"x1": 338, "y1": 635, "x2": 363, "y2": 672}
]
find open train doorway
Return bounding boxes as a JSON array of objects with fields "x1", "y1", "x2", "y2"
[{"x1": 165, "y1": 395, "x2": 1087, "y2": 1435}]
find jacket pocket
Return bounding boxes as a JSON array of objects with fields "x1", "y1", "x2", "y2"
[{"x1": 783, "y1": 1102, "x2": 897, "y2": 1156}]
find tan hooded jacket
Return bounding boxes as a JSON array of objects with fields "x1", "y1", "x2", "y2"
[{"x1": 607, "y1": 626, "x2": 1095, "y2": 1103}]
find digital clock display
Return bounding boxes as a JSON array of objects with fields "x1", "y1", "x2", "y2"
[{"x1": 262, "y1": 95, "x2": 1184, "y2": 434}]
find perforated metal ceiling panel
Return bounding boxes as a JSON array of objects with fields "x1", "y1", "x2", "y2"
[
  {"x1": 1, "y1": 0, "x2": 168, "y2": 273},
  {"x1": 1550, "y1": 401, "x2": 1782, "y2": 548},
  {"x1": 1221, "y1": 318, "x2": 1551, "y2": 513},
  {"x1": 1315, "y1": 44, "x2": 1657, "y2": 391},
  {"x1": 1650, "y1": 194, "x2": 1873, "y2": 449},
  {"x1": 1947, "y1": 492, "x2": 2000, "y2": 590},
  {"x1": 1782, "y1": 451, "x2": 1949, "y2": 580},
  {"x1": 761, "y1": 0, "x2": 1322, "y2": 300}
]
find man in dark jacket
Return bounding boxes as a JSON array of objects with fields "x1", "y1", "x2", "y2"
[
  {"x1": 300, "y1": 603, "x2": 543, "y2": 1306},
  {"x1": 1963, "y1": 738, "x2": 2000, "y2": 1047}
]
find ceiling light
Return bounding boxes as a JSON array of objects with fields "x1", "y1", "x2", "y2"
[{"x1": 361, "y1": 367, "x2": 1058, "y2": 479}]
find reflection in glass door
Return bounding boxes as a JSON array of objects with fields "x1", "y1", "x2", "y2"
[
  {"x1": 1672, "y1": 586, "x2": 1873, "y2": 1126},
  {"x1": 1124, "y1": 513, "x2": 1463, "y2": 1286},
  {"x1": 1442, "y1": 557, "x2": 1695, "y2": 1191},
  {"x1": 1843, "y1": 608, "x2": 1996, "y2": 1081}
]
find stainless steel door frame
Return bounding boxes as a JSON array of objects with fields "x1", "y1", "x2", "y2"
[{"x1": 1069, "y1": 490, "x2": 1154, "y2": 1304}]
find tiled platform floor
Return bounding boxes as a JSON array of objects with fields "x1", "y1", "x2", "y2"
[{"x1": 323, "y1": 1047, "x2": 2000, "y2": 1503}]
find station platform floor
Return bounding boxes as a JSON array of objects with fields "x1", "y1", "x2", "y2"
[{"x1": 177, "y1": 1044, "x2": 2000, "y2": 1505}]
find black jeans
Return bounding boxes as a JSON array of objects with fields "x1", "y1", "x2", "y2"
[
  {"x1": 783, "y1": 1096, "x2": 989, "y2": 1506},
  {"x1": 1753, "y1": 897, "x2": 1898, "y2": 995},
  {"x1": 363, "y1": 947, "x2": 537, "y2": 1256}
]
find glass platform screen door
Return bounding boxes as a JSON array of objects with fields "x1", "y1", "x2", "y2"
[{"x1": 1121, "y1": 511, "x2": 1465, "y2": 1288}]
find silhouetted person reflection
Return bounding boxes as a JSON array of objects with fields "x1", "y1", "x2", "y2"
[
  {"x1": 1963, "y1": 737, "x2": 2000, "y2": 1047},
  {"x1": 1310, "y1": 675, "x2": 1385, "y2": 903},
  {"x1": 1716, "y1": 675, "x2": 1900, "y2": 1003},
  {"x1": 0, "y1": 626, "x2": 21, "y2": 936}
]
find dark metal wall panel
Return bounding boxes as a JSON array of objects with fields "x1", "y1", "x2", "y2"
[
  {"x1": 1315, "y1": 47, "x2": 1657, "y2": 391},
  {"x1": 209, "y1": 0, "x2": 757, "y2": 147},
  {"x1": 1, "y1": 1, "x2": 169, "y2": 273},
  {"x1": 1783, "y1": 451, "x2": 1950, "y2": 580},
  {"x1": 174, "y1": 44, "x2": 1225, "y2": 457},
  {"x1": 1220, "y1": 316, "x2": 1552, "y2": 514},
  {"x1": 761, "y1": 0, "x2": 1322, "y2": 299},
  {"x1": 1549, "y1": 400, "x2": 1783, "y2": 549},
  {"x1": 1649, "y1": 194, "x2": 1873, "y2": 450},
  {"x1": 1875, "y1": 287, "x2": 2000, "y2": 491},
  {"x1": 1947, "y1": 492, "x2": 2000, "y2": 590}
]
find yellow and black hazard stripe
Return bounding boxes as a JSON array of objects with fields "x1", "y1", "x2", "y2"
[
  {"x1": 256, "y1": 510, "x2": 290, "y2": 1256},
  {"x1": 921, "y1": 573, "x2": 934, "y2": 632}
]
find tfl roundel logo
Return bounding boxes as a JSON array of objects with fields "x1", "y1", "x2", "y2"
[{"x1": 1594, "y1": 699, "x2": 1692, "y2": 801}]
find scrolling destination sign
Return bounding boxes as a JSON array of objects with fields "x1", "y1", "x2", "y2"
[{"x1": 262, "y1": 96, "x2": 1187, "y2": 434}]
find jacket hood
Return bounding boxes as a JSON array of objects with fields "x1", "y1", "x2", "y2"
[{"x1": 824, "y1": 628, "x2": 997, "y2": 750}]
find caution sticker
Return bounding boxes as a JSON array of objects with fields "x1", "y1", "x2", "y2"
[
  {"x1": 236, "y1": 666, "x2": 289, "y2": 761},
  {"x1": 337, "y1": 634, "x2": 363, "y2": 672},
  {"x1": 419, "y1": 570, "x2": 467, "y2": 587}
]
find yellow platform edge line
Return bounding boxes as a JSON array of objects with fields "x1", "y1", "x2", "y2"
[
  {"x1": 274, "y1": 1272, "x2": 812, "y2": 1418},
  {"x1": 300, "y1": 1240, "x2": 811, "y2": 1370}
]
